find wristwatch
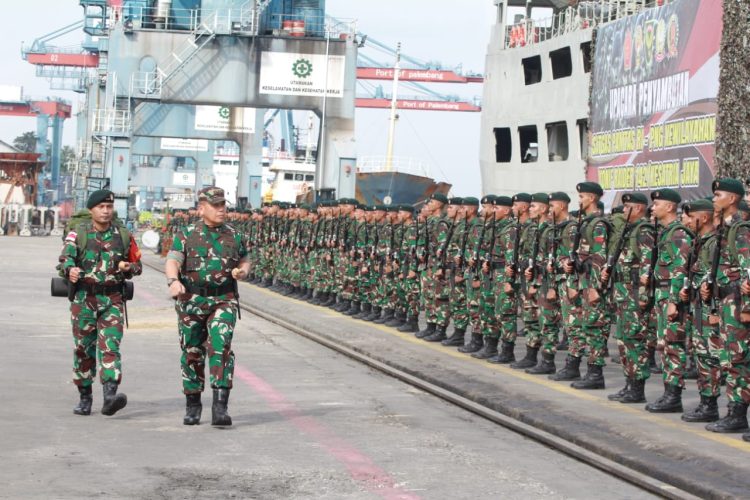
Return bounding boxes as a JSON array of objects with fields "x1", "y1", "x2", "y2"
[{"x1": 167, "y1": 278, "x2": 179, "y2": 287}]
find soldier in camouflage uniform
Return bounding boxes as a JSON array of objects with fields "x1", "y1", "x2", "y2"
[
  {"x1": 680, "y1": 199, "x2": 722, "y2": 422},
  {"x1": 704, "y1": 179, "x2": 750, "y2": 435},
  {"x1": 59, "y1": 189, "x2": 142, "y2": 417},
  {"x1": 397, "y1": 206, "x2": 422, "y2": 332},
  {"x1": 416, "y1": 194, "x2": 449, "y2": 338},
  {"x1": 602, "y1": 192, "x2": 654, "y2": 403},
  {"x1": 644, "y1": 188, "x2": 693, "y2": 413},
  {"x1": 166, "y1": 187, "x2": 250, "y2": 426}
]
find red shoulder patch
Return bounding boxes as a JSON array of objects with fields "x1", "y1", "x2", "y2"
[{"x1": 65, "y1": 231, "x2": 77, "y2": 243}]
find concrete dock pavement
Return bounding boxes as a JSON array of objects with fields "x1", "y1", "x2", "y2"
[{"x1": 1, "y1": 237, "x2": 660, "y2": 498}]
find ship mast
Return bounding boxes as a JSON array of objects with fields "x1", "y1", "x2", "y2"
[{"x1": 385, "y1": 42, "x2": 401, "y2": 172}]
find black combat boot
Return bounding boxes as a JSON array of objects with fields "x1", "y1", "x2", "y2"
[
  {"x1": 183, "y1": 393, "x2": 202, "y2": 426},
  {"x1": 472, "y1": 337, "x2": 499, "y2": 359},
  {"x1": 304, "y1": 288, "x2": 315, "y2": 301},
  {"x1": 310, "y1": 291, "x2": 325, "y2": 305},
  {"x1": 374, "y1": 308, "x2": 394, "y2": 324},
  {"x1": 281, "y1": 284, "x2": 294, "y2": 296},
  {"x1": 743, "y1": 431, "x2": 750, "y2": 442},
  {"x1": 510, "y1": 346, "x2": 539, "y2": 370},
  {"x1": 620, "y1": 378, "x2": 646, "y2": 403},
  {"x1": 364, "y1": 305, "x2": 382, "y2": 322},
  {"x1": 397, "y1": 315, "x2": 419, "y2": 333},
  {"x1": 458, "y1": 333, "x2": 483, "y2": 354},
  {"x1": 647, "y1": 347, "x2": 662, "y2": 374},
  {"x1": 607, "y1": 379, "x2": 631, "y2": 401},
  {"x1": 424, "y1": 324, "x2": 448, "y2": 342},
  {"x1": 488, "y1": 340, "x2": 515, "y2": 364},
  {"x1": 415, "y1": 322, "x2": 436, "y2": 339},
  {"x1": 335, "y1": 299, "x2": 351, "y2": 312},
  {"x1": 682, "y1": 395, "x2": 719, "y2": 422},
  {"x1": 549, "y1": 355, "x2": 581, "y2": 381},
  {"x1": 101, "y1": 381, "x2": 127, "y2": 416},
  {"x1": 441, "y1": 327, "x2": 466, "y2": 347},
  {"x1": 323, "y1": 292, "x2": 338, "y2": 307},
  {"x1": 705, "y1": 402, "x2": 749, "y2": 433},
  {"x1": 211, "y1": 388, "x2": 232, "y2": 426},
  {"x1": 645, "y1": 383, "x2": 683, "y2": 413},
  {"x1": 73, "y1": 386, "x2": 93, "y2": 416},
  {"x1": 571, "y1": 364, "x2": 605, "y2": 390},
  {"x1": 344, "y1": 301, "x2": 361, "y2": 316},
  {"x1": 556, "y1": 331, "x2": 568, "y2": 351},
  {"x1": 261, "y1": 277, "x2": 273, "y2": 288},
  {"x1": 385, "y1": 310, "x2": 406, "y2": 327},
  {"x1": 526, "y1": 352, "x2": 556, "y2": 375},
  {"x1": 352, "y1": 302, "x2": 371, "y2": 320}
]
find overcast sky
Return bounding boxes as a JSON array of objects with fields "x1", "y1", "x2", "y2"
[{"x1": 1, "y1": 0, "x2": 496, "y2": 195}]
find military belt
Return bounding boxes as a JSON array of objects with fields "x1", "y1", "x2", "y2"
[
  {"x1": 183, "y1": 281, "x2": 235, "y2": 297},
  {"x1": 78, "y1": 283, "x2": 123, "y2": 296}
]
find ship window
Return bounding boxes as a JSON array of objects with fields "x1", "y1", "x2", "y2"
[
  {"x1": 522, "y1": 56, "x2": 542, "y2": 85},
  {"x1": 493, "y1": 127, "x2": 512, "y2": 163},
  {"x1": 284, "y1": 173, "x2": 293, "y2": 180},
  {"x1": 581, "y1": 42, "x2": 592, "y2": 73},
  {"x1": 295, "y1": 174, "x2": 304, "y2": 181},
  {"x1": 546, "y1": 122, "x2": 569, "y2": 161},
  {"x1": 305, "y1": 174, "x2": 314, "y2": 181},
  {"x1": 518, "y1": 125, "x2": 538, "y2": 163},
  {"x1": 550, "y1": 47, "x2": 572, "y2": 79},
  {"x1": 578, "y1": 119, "x2": 589, "y2": 160}
]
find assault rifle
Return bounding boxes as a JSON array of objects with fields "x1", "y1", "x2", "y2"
[
  {"x1": 645, "y1": 214, "x2": 660, "y2": 312},
  {"x1": 482, "y1": 212, "x2": 498, "y2": 292},
  {"x1": 680, "y1": 225, "x2": 701, "y2": 324},
  {"x1": 470, "y1": 212, "x2": 490, "y2": 275},
  {"x1": 707, "y1": 210, "x2": 724, "y2": 314},
  {"x1": 570, "y1": 209, "x2": 583, "y2": 273}
]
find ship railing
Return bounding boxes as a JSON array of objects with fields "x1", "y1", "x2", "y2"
[
  {"x1": 92, "y1": 109, "x2": 132, "y2": 137},
  {"x1": 108, "y1": 5, "x2": 260, "y2": 36},
  {"x1": 267, "y1": 14, "x2": 357, "y2": 39},
  {"x1": 356, "y1": 156, "x2": 431, "y2": 178},
  {"x1": 505, "y1": 0, "x2": 658, "y2": 49}
]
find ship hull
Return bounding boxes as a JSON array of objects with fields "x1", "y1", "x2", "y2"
[{"x1": 355, "y1": 172, "x2": 451, "y2": 206}]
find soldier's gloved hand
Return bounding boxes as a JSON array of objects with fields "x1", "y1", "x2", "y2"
[
  {"x1": 118, "y1": 261, "x2": 132, "y2": 273},
  {"x1": 68, "y1": 267, "x2": 82, "y2": 283},
  {"x1": 700, "y1": 282, "x2": 710, "y2": 301},
  {"x1": 169, "y1": 280, "x2": 186, "y2": 299},
  {"x1": 232, "y1": 268, "x2": 248, "y2": 280}
]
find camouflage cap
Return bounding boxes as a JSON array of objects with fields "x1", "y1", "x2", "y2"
[
  {"x1": 512, "y1": 192, "x2": 532, "y2": 203},
  {"x1": 576, "y1": 182, "x2": 604, "y2": 197},
  {"x1": 712, "y1": 178, "x2": 745, "y2": 197},
  {"x1": 683, "y1": 199, "x2": 714, "y2": 214},
  {"x1": 622, "y1": 192, "x2": 649, "y2": 205},
  {"x1": 86, "y1": 189, "x2": 114, "y2": 209},
  {"x1": 197, "y1": 186, "x2": 226, "y2": 204},
  {"x1": 651, "y1": 188, "x2": 681, "y2": 204}
]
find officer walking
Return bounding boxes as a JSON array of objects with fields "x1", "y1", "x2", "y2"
[
  {"x1": 58, "y1": 189, "x2": 142, "y2": 416},
  {"x1": 165, "y1": 187, "x2": 250, "y2": 426}
]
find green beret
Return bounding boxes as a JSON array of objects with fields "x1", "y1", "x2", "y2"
[
  {"x1": 397, "y1": 204, "x2": 413, "y2": 212},
  {"x1": 622, "y1": 192, "x2": 649, "y2": 205},
  {"x1": 549, "y1": 192, "x2": 571, "y2": 203},
  {"x1": 364, "y1": 205, "x2": 376, "y2": 212},
  {"x1": 513, "y1": 192, "x2": 532, "y2": 203},
  {"x1": 386, "y1": 205, "x2": 400, "y2": 212},
  {"x1": 494, "y1": 196, "x2": 513, "y2": 207},
  {"x1": 298, "y1": 204, "x2": 310, "y2": 211},
  {"x1": 262, "y1": 201, "x2": 272, "y2": 207},
  {"x1": 531, "y1": 192, "x2": 550, "y2": 204},
  {"x1": 198, "y1": 186, "x2": 226, "y2": 204},
  {"x1": 86, "y1": 189, "x2": 115, "y2": 209},
  {"x1": 448, "y1": 197, "x2": 464, "y2": 206},
  {"x1": 271, "y1": 200, "x2": 281, "y2": 206},
  {"x1": 462, "y1": 196, "x2": 479, "y2": 206},
  {"x1": 481, "y1": 195, "x2": 496, "y2": 205},
  {"x1": 430, "y1": 193, "x2": 448, "y2": 204},
  {"x1": 374, "y1": 205, "x2": 387, "y2": 211},
  {"x1": 683, "y1": 199, "x2": 714, "y2": 214},
  {"x1": 576, "y1": 182, "x2": 604, "y2": 197},
  {"x1": 651, "y1": 188, "x2": 681, "y2": 204},
  {"x1": 712, "y1": 178, "x2": 745, "y2": 197}
]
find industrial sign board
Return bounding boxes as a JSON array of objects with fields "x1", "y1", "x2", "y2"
[
  {"x1": 0, "y1": 85, "x2": 23, "y2": 102},
  {"x1": 587, "y1": 0, "x2": 722, "y2": 201},
  {"x1": 160, "y1": 138, "x2": 209, "y2": 152},
  {"x1": 259, "y1": 51, "x2": 345, "y2": 98},
  {"x1": 195, "y1": 106, "x2": 256, "y2": 134},
  {"x1": 172, "y1": 171, "x2": 196, "y2": 187}
]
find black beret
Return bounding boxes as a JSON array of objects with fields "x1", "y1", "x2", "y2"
[
  {"x1": 374, "y1": 205, "x2": 387, "y2": 211},
  {"x1": 531, "y1": 192, "x2": 550, "y2": 204},
  {"x1": 462, "y1": 196, "x2": 480, "y2": 206},
  {"x1": 576, "y1": 182, "x2": 604, "y2": 197},
  {"x1": 651, "y1": 188, "x2": 681, "y2": 204},
  {"x1": 683, "y1": 199, "x2": 714, "y2": 214},
  {"x1": 622, "y1": 192, "x2": 649, "y2": 205},
  {"x1": 481, "y1": 194, "x2": 496, "y2": 205},
  {"x1": 364, "y1": 205, "x2": 376, "y2": 212},
  {"x1": 494, "y1": 196, "x2": 513, "y2": 207},
  {"x1": 712, "y1": 178, "x2": 745, "y2": 197},
  {"x1": 512, "y1": 192, "x2": 532, "y2": 203},
  {"x1": 549, "y1": 192, "x2": 571, "y2": 203},
  {"x1": 86, "y1": 189, "x2": 114, "y2": 209},
  {"x1": 448, "y1": 197, "x2": 464, "y2": 206},
  {"x1": 430, "y1": 193, "x2": 448, "y2": 204}
]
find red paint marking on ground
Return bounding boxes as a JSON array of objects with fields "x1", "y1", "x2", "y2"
[{"x1": 234, "y1": 366, "x2": 420, "y2": 500}]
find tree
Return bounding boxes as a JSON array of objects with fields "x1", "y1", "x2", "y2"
[{"x1": 13, "y1": 131, "x2": 37, "y2": 153}]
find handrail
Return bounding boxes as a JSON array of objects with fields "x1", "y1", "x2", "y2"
[{"x1": 356, "y1": 156, "x2": 431, "y2": 177}]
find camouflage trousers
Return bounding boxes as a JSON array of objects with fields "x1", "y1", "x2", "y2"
[
  {"x1": 432, "y1": 268, "x2": 452, "y2": 327},
  {"x1": 421, "y1": 268, "x2": 436, "y2": 323},
  {"x1": 560, "y1": 285, "x2": 585, "y2": 358},
  {"x1": 176, "y1": 295, "x2": 237, "y2": 394},
  {"x1": 613, "y1": 294, "x2": 650, "y2": 381},
  {"x1": 397, "y1": 271, "x2": 421, "y2": 317},
  {"x1": 478, "y1": 274, "x2": 498, "y2": 337},
  {"x1": 495, "y1": 277, "x2": 517, "y2": 342},
  {"x1": 70, "y1": 290, "x2": 125, "y2": 387},
  {"x1": 655, "y1": 297, "x2": 687, "y2": 388},
  {"x1": 340, "y1": 255, "x2": 359, "y2": 301},
  {"x1": 538, "y1": 285, "x2": 561, "y2": 356},
  {"x1": 466, "y1": 273, "x2": 482, "y2": 334},
  {"x1": 719, "y1": 292, "x2": 750, "y2": 404},
  {"x1": 520, "y1": 284, "x2": 540, "y2": 341},
  {"x1": 449, "y1": 269, "x2": 469, "y2": 330},
  {"x1": 691, "y1": 305, "x2": 722, "y2": 398},
  {"x1": 581, "y1": 289, "x2": 610, "y2": 367}
]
